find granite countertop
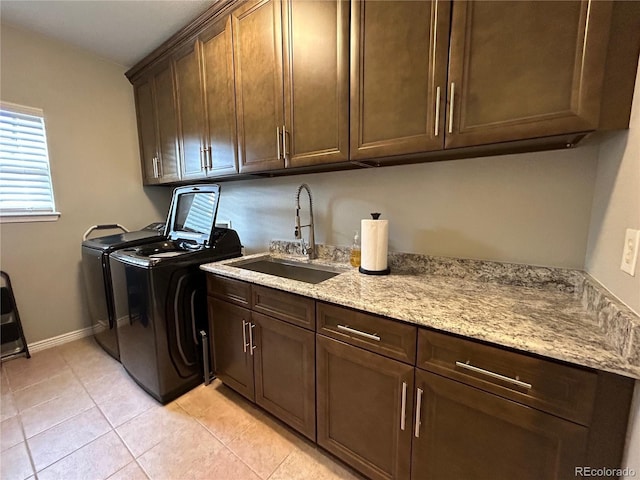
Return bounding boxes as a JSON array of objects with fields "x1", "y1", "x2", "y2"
[{"x1": 201, "y1": 245, "x2": 640, "y2": 380}]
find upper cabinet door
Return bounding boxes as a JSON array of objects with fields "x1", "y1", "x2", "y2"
[
  {"x1": 445, "y1": 1, "x2": 613, "y2": 149},
  {"x1": 154, "y1": 62, "x2": 181, "y2": 182},
  {"x1": 174, "y1": 41, "x2": 206, "y2": 180},
  {"x1": 233, "y1": 0, "x2": 286, "y2": 174},
  {"x1": 200, "y1": 15, "x2": 239, "y2": 177},
  {"x1": 350, "y1": 0, "x2": 451, "y2": 161},
  {"x1": 282, "y1": 0, "x2": 350, "y2": 168},
  {"x1": 134, "y1": 79, "x2": 160, "y2": 185}
]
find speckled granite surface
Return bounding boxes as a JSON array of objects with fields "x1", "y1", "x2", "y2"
[{"x1": 202, "y1": 242, "x2": 640, "y2": 379}]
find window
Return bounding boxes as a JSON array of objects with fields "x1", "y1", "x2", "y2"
[{"x1": 0, "y1": 101, "x2": 59, "y2": 223}]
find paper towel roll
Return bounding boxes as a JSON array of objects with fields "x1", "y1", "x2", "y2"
[{"x1": 360, "y1": 215, "x2": 389, "y2": 274}]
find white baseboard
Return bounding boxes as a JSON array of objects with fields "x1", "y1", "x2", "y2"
[{"x1": 28, "y1": 326, "x2": 94, "y2": 353}]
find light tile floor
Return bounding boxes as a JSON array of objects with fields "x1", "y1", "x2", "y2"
[{"x1": 0, "y1": 338, "x2": 363, "y2": 480}]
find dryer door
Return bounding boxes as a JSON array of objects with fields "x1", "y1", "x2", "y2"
[{"x1": 164, "y1": 269, "x2": 206, "y2": 379}]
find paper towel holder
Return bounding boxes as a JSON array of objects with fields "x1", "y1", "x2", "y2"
[{"x1": 359, "y1": 212, "x2": 391, "y2": 276}]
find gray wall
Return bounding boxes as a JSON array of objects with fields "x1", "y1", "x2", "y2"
[
  {"x1": 0, "y1": 24, "x2": 172, "y2": 343},
  {"x1": 218, "y1": 146, "x2": 599, "y2": 269},
  {"x1": 586, "y1": 64, "x2": 640, "y2": 314},
  {"x1": 585, "y1": 64, "x2": 640, "y2": 479}
]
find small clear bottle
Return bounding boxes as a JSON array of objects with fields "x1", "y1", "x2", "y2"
[{"x1": 349, "y1": 231, "x2": 361, "y2": 267}]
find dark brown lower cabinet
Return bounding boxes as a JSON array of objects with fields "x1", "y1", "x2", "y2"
[
  {"x1": 208, "y1": 296, "x2": 316, "y2": 440},
  {"x1": 316, "y1": 334, "x2": 414, "y2": 480},
  {"x1": 412, "y1": 369, "x2": 589, "y2": 480},
  {"x1": 208, "y1": 297, "x2": 255, "y2": 400},
  {"x1": 208, "y1": 276, "x2": 633, "y2": 480},
  {"x1": 252, "y1": 311, "x2": 316, "y2": 440}
]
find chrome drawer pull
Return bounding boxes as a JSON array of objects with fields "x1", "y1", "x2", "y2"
[
  {"x1": 400, "y1": 381, "x2": 407, "y2": 431},
  {"x1": 448, "y1": 82, "x2": 455, "y2": 134},
  {"x1": 336, "y1": 324, "x2": 381, "y2": 342},
  {"x1": 455, "y1": 361, "x2": 532, "y2": 390},
  {"x1": 249, "y1": 323, "x2": 256, "y2": 355},
  {"x1": 242, "y1": 320, "x2": 249, "y2": 353},
  {"x1": 434, "y1": 86, "x2": 441, "y2": 137},
  {"x1": 414, "y1": 387, "x2": 423, "y2": 438}
]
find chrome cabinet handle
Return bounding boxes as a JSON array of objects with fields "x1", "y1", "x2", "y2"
[
  {"x1": 248, "y1": 323, "x2": 256, "y2": 355},
  {"x1": 207, "y1": 146, "x2": 213, "y2": 170},
  {"x1": 336, "y1": 324, "x2": 381, "y2": 342},
  {"x1": 276, "y1": 126, "x2": 281, "y2": 160},
  {"x1": 400, "y1": 381, "x2": 407, "y2": 431},
  {"x1": 434, "y1": 86, "x2": 441, "y2": 137},
  {"x1": 157, "y1": 156, "x2": 163, "y2": 177},
  {"x1": 414, "y1": 387, "x2": 423, "y2": 438},
  {"x1": 242, "y1": 320, "x2": 249, "y2": 353},
  {"x1": 200, "y1": 148, "x2": 206, "y2": 171},
  {"x1": 448, "y1": 82, "x2": 455, "y2": 134},
  {"x1": 282, "y1": 125, "x2": 289, "y2": 161},
  {"x1": 152, "y1": 157, "x2": 158, "y2": 178},
  {"x1": 455, "y1": 361, "x2": 532, "y2": 389}
]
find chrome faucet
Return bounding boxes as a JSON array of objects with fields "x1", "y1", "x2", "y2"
[{"x1": 294, "y1": 183, "x2": 316, "y2": 259}]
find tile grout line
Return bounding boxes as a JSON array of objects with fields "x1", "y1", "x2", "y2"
[
  {"x1": 35, "y1": 430, "x2": 116, "y2": 477},
  {"x1": 2, "y1": 355, "x2": 37, "y2": 479},
  {"x1": 23, "y1": 346, "x2": 104, "y2": 475},
  {"x1": 12, "y1": 393, "x2": 38, "y2": 479},
  {"x1": 175, "y1": 394, "x2": 270, "y2": 479},
  {"x1": 265, "y1": 448, "x2": 296, "y2": 480},
  {"x1": 114, "y1": 401, "x2": 194, "y2": 462},
  {"x1": 19, "y1": 348, "x2": 98, "y2": 442},
  {"x1": 10, "y1": 369, "x2": 81, "y2": 414},
  {"x1": 67, "y1": 347, "x2": 157, "y2": 479},
  {"x1": 62, "y1": 345, "x2": 151, "y2": 469},
  {"x1": 133, "y1": 458, "x2": 152, "y2": 480}
]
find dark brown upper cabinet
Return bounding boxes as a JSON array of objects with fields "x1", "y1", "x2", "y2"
[
  {"x1": 200, "y1": 17, "x2": 239, "y2": 176},
  {"x1": 174, "y1": 15, "x2": 238, "y2": 180},
  {"x1": 445, "y1": 1, "x2": 615, "y2": 149},
  {"x1": 233, "y1": 0, "x2": 349, "y2": 173},
  {"x1": 232, "y1": 0, "x2": 286, "y2": 173},
  {"x1": 351, "y1": 0, "x2": 640, "y2": 161},
  {"x1": 350, "y1": 0, "x2": 451, "y2": 161},
  {"x1": 127, "y1": 0, "x2": 639, "y2": 181},
  {"x1": 133, "y1": 60, "x2": 181, "y2": 185},
  {"x1": 173, "y1": 42, "x2": 205, "y2": 180},
  {"x1": 282, "y1": 0, "x2": 350, "y2": 168}
]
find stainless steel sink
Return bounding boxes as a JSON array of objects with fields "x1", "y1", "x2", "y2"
[{"x1": 229, "y1": 257, "x2": 343, "y2": 284}]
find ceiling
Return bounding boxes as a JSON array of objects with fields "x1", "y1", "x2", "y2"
[{"x1": 0, "y1": 0, "x2": 217, "y2": 68}]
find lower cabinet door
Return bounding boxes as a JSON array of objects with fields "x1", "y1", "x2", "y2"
[
  {"x1": 252, "y1": 312, "x2": 316, "y2": 440},
  {"x1": 411, "y1": 369, "x2": 589, "y2": 480},
  {"x1": 208, "y1": 297, "x2": 254, "y2": 401},
  {"x1": 316, "y1": 335, "x2": 414, "y2": 480}
]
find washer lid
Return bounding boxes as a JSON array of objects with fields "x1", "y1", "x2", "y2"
[
  {"x1": 81, "y1": 229, "x2": 162, "y2": 251},
  {"x1": 165, "y1": 184, "x2": 221, "y2": 247}
]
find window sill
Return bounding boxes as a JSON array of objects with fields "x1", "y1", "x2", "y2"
[{"x1": 0, "y1": 212, "x2": 61, "y2": 224}]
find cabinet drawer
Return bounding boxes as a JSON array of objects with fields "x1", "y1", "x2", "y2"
[
  {"x1": 207, "y1": 275, "x2": 251, "y2": 308},
  {"x1": 317, "y1": 302, "x2": 417, "y2": 364},
  {"x1": 252, "y1": 285, "x2": 315, "y2": 330},
  {"x1": 417, "y1": 329, "x2": 598, "y2": 426}
]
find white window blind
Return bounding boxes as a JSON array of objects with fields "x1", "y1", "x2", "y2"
[{"x1": 0, "y1": 101, "x2": 58, "y2": 221}]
